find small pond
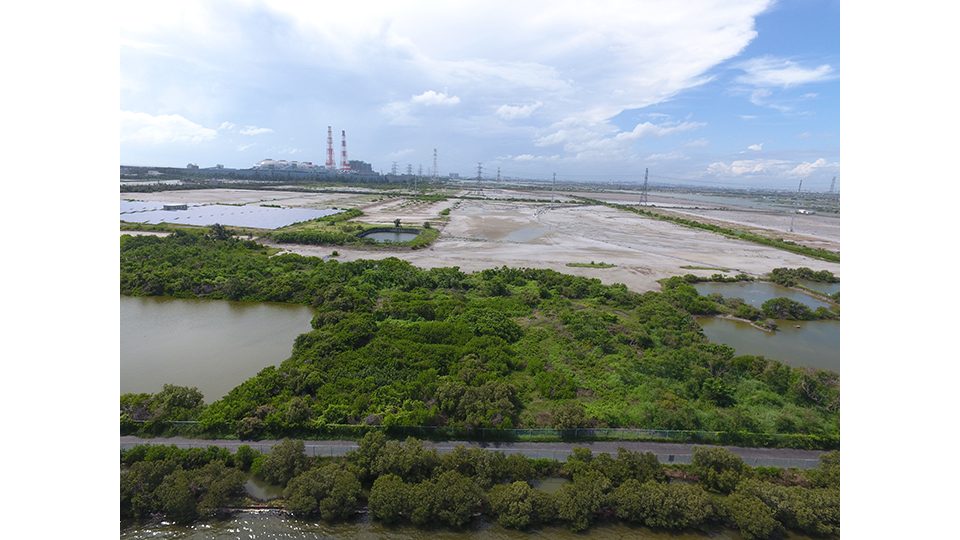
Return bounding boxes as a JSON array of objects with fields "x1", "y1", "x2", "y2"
[
  {"x1": 797, "y1": 279, "x2": 840, "y2": 295},
  {"x1": 361, "y1": 230, "x2": 421, "y2": 243},
  {"x1": 502, "y1": 227, "x2": 547, "y2": 243},
  {"x1": 696, "y1": 317, "x2": 839, "y2": 373},
  {"x1": 245, "y1": 474, "x2": 284, "y2": 501}
]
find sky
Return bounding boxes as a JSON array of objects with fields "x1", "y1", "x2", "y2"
[{"x1": 120, "y1": 0, "x2": 840, "y2": 190}]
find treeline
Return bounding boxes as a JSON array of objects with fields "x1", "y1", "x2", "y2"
[
  {"x1": 576, "y1": 198, "x2": 840, "y2": 263},
  {"x1": 120, "y1": 435, "x2": 839, "y2": 538},
  {"x1": 769, "y1": 267, "x2": 839, "y2": 287},
  {"x1": 121, "y1": 230, "x2": 839, "y2": 446}
]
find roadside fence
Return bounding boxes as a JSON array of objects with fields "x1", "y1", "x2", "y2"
[{"x1": 119, "y1": 440, "x2": 822, "y2": 470}]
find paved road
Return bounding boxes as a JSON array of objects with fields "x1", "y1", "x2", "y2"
[{"x1": 120, "y1": 436, "x2": 830, "y2": 469}]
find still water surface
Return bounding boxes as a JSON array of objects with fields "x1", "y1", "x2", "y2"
[
  {"x1": 693, "y1": 282, "x2": 833, "y2": 310},
  {"x1": 120, "y1": 511, "x2": 827, "y2": 540},
  {"x1": 697, "y1": 317, "x2": 839, "y2": 373},
  {"x1": 120, "y1": 296, "x2": 315, "y2": 400},
  {"x1": 363, "y1": 231, "x2": 421, "y2": 242}
]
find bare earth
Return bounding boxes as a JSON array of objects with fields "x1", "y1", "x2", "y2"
[{"x1": 121, "y1": 188, "x2": 840, "y2": 293}]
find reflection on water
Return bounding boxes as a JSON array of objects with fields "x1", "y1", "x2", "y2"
[
  {"x1": 244, "y1": 474, "x2": 284, "y2": 501},
  {"x1": 121, "y1": 296, "x2": 315, "y2": 400},
  {"x1": 693, "y1": 282, "x2": 833, "y2": 310},
  {"x1": 363, "y1": 231, "x2": 421, "y2": 242},
  {"x1": 697, "y1": 317, "x2": 839, "y2": 373},
  {"x1": 122, "y1": 511, "x2": 785, "y2": 540}
]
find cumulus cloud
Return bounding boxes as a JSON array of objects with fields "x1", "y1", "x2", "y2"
[
  {"x1": 120, "y1": 110, "x2": 217, "y2": 144},
  {"x1": 784, "y1": 158, "x2": 839, "y2": 177},
  {"x1": 533, "y1": 118, "x2": 705, "y2": 162},
  {"x1": 240, "y1": 126, "x2": 273, "y2": 136},
  {"x1": 707, "y1": 159, "x2": 788, "y2": 176},
  {"x1": 647, "y1": 151, "x2": 687, "y2": 161},
  {"x1": 509, "y1": 153, "x2": 560, "y2": 162},
  {"x1": 736, "y1": 56, "x2": 835, "y2": 88},
  {"x1": 706, "y1": 157, "x2": 838, "y2": 178},
  {"x1": 495, "y1": 102, "x2": 542, "y2": 120},
  {"x1": 411, "y1": 90, "x2": 460, "y2": 106}
]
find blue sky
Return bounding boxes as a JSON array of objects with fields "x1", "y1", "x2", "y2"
[{"x1": 120, "y1": 0, "x2": 840, "y2": 190}]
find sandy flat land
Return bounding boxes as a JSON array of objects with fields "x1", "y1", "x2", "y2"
[
  {"x1": 123, "y1": 188, "x2": 839, "y2": 294},
  {"x1": 264, "y1": 198, "x2": 840, "y2": 294}
]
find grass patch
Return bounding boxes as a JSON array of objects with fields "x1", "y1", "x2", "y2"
[{"x1": 566, "y1": 261, "x2": 617, "y2": 268}]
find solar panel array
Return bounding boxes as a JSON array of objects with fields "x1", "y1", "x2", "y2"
[{"x1": 120, "y1": 202, "x2": 343, "y2": 229}]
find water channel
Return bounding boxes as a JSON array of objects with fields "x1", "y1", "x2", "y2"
[
  {"x1": 120, "y1": 511, "x2": 828, "y2": 540},
  {"x1": 120, "y1": 296, "x2": 315, "y2": 400}
]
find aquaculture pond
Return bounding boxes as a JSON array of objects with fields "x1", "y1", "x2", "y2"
[
  {"x1": 697, "y1": 317, "x2": 839, "y2": 373},
  {"x1": 120, "y1": 296, "x2": 315, "y2": 400}
]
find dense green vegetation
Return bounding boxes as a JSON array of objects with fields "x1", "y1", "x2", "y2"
[
  {"x1": 121, "y1": 436, "x2": 839, "y2": 538},
  {"x1": 121, "y1": 230, "x2": 839, "y2": 447}
]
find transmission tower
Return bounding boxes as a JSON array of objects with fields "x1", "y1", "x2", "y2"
[
  {"x1": 640, "y1": 168, "x2": 649, "y2": 206},
  {"x1": 789, "y1": 179, "x2": 803, "y2": 232},
  {"x1": 476, "y1": 162, "x2": 483, "y2": 193},
  {"x1": 391, "y1": 162, "x2": 398, "y2": 176},
  {"x1": 406, "y1": 164, "x2": 413, "y2": 176},
  {"x1": 432, "y1": 149, "x2": 438, "y2": 179},
  {"x1": 551, "y1": 172, "x2": 556, "y2": 208},
  {"x1": 829, "y1": 176, "x2": 836, "y2": 193}
]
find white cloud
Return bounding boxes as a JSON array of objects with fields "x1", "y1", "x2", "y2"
[
  {"x1": 707, "y1": 159, "x2": 789, "y2": 176},
  {"x1": 784, "y1": 158, "x2": 839, "y2": 177},
  {"x1": 219, "y1": 121, "x2": 236, "y2": 131},
  {"x1": 495, "y1": 102, "x2": 542, "y2": 120},
  {"x1": 533, "y1": 118, "x2": 705, "y2": 163},
  {"x1": 240, "y1": 126, "x2": 273, "y2": 136},
  {"x1": 748, "y1": 143, "x2": 763, "y2": 151},
  {"x1": 647, "y1": 151, "x2": 686, "y2": 161},
  {"x1": 120, "y1": 110, "x2": 217, "y2": 144},
  {"x1": 736, "y1": 56, "x2": 835, "y2": 88},
  {"x1": 706, "y1": 157, "x2": 838, "y2": 179},
  {"x1": 389, "y1": 148, "x2": 414, "y2": 158},
  {"x1": 236, "y1": 143, "x2": 255, "y2": 151},
  {"x1": 685, "y1": 138, "x2": 708, "y2": 148},
  {"x1": 411, "y1": 90, "x2": 460, "y2": 106},
  {"x1": 509, "y1": 153, "x2": 560, "y2": 162}
]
